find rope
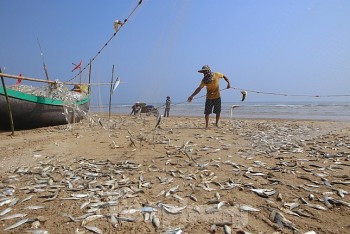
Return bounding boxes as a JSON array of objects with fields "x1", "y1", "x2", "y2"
[
  {"x1": 65, "y1": 0, "x2": 143, "y2": 83},
  {"x1": 154, "y1": 86, "x2": 350, "y2": 111},
  {"x1": 229, "y1": 87, "x2": 350, "y2": 98}
]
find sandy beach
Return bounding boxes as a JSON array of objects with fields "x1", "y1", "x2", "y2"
[{"x1": 0, "y1": 114, "x2": 349, "y2": 234}]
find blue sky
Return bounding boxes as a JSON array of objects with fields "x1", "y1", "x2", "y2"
[{"x1": 1, "y1": 0, "x2": 349, "y2": 105}]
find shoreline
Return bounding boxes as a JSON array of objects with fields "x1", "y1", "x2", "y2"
[{"x1": 92, "y1": 112, "x2": 350, "y2": 123}]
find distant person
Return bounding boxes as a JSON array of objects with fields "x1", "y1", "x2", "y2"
[
  {"x1": 187, "y1": 65, "x2": 231, "y2": 128},
  {"x1": 164, "y1": 96, "x2": 171, "y2": 117}
]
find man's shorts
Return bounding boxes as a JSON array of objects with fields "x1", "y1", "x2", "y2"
[{"x1": 204, "y1": 97, "x2": 221, "y2": 115}]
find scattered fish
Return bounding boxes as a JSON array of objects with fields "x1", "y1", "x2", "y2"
[{"x1": 4, "y1": 218, "x2": 29, "y2": 231}]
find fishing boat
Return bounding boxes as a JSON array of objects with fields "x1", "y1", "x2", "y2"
[
  {"x1": 0, "y1": 80, "x2": 90, "y2": 130},
  {"x1": 0, "y1": 1, "x2": 143, "y2": 131}
]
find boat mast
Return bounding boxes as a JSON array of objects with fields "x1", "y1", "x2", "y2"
[{"x1": 37, "y1": 38, "x2": 50, "y2": 81}]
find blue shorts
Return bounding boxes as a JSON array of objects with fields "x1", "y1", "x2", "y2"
[{"x1": 204, "y1": 97, "x2": 221, "y2": 115}]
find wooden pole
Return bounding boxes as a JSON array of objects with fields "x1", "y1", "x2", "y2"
[
  {"x1": 109, "y1": 65, "x2": 114, "y2": 120},
  {"x1": 0, "y1": 68, "x2": 15, "y2": 135},
  {"x1": 88, "y1": 59, "x2": 92, "y2": 94},
  {"x1": 0, "y1": 72, "x2": 115, "y2": 87}
]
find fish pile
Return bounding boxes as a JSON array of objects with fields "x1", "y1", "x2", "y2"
[{"x1": 0, "y1": 118, "x2": 349, "y2": 233}]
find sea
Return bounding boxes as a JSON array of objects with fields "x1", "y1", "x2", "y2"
[{"x1": 90, "y1": 101, "x2": 350, "y2": 122}]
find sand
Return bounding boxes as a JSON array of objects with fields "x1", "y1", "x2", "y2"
[{"x1": 0, "y1": 114, "x2": 349, "y2": 234}]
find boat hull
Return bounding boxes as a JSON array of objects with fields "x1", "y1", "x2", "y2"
[{"x1": 0, "y1": 87, "x2": 90, "y2": 130}]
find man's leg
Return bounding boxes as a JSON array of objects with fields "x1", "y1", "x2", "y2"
[
  {"x1": 213, "y1": 97, "x2": 221, "y2": 127},
  {"x1": 215, "y1": 113, "x2": 220, "y2": 127},
  {"x1": 205, "y1": 114, "x2": 210, "y2": 128}
]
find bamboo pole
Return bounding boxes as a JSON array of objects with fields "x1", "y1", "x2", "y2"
[
  {"x1": 88, "y1": 59, "x2": 92, "y2": 93},
  {"x1": 0, "y1": 72, "x2": 117, "y2": 87},
  {"x1": 109, "y1": 65, "x2": 114, "y2": 120},
  {"x1": 0, "y1": 68, "x2": 15, "y2": 135}
]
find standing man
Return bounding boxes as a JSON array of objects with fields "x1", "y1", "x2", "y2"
[
  {"x1": 164, "y1": 96, "x2": 171, "y2": 117},
  {"x1": 187, "y1": 65, "x2": 231, "y2": 128}
]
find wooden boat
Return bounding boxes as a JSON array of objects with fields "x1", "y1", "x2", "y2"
[{"x1": 0, "y1": 83, "x2": 90, "y2": 130}]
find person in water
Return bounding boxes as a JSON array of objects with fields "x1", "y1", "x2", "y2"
[{"x1": 188, "y1": 65, "x2": 231, "y2": 128}]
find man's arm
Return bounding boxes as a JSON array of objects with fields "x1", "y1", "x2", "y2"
[
  {"x1": 188, "y1": 87, "x2": 202, "y2": 102},
  {"x1": 223, "y1": 75, "x2": 231, "y2": 89}
]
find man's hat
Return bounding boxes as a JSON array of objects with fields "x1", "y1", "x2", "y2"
[{"x1": 198, "y1": 65, "x2": 211, "y2": 73}]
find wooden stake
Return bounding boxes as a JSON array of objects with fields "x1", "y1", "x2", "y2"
[
  {"x1": 109, "y1": 65, "x2": 114, "y2": 120},
  {"x1": 0, "y1": 68, "x2": 15, "y2": 135}
]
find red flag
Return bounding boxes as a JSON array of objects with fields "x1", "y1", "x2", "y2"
[
  {"x1": 15, "y1": 73, "x2": 22, "y2": 85},
  {"x1": 72, "y1": 60, "x2": 82, "y2": 72}
]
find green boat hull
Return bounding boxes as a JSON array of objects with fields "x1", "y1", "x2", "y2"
[{"x1": 0, "y1": 87, "x2": 90, "y2": 130}]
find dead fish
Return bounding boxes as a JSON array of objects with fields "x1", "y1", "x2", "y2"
[
  {"x1": 335, "y1": 189, "x2": 348, "y2": 198},
  {"x1": 71, "y1": 193, "x2": 89, "y2": 198},
  {"x1": 84, "y1": 225, "x2": 102, "y2": 234},
  {"x1": 155, "y1": 114, "x2": 162, "y2": 129},
  {"x1": 250, "y1": 188, "x2": 276, "y2": 197},
  {"x1": 199, "y1": 184, "x2": 216, "y2": 191},
  {"x1": 305, "y1": 203, "x2": 327, "y2": 211},
  {"x1": 0, "y1": 207, "x2": 12, "y2": 216},
  {"x1": 24, "y1": 205, "x2": 45, "y2": 210},
  {"x1": 216, "y1": 201, "x2": 227, "y2": 210},
  {"x1": 82, "y1": 214, "x2": 104, "y2": 226},
  {"x1": 210, "y1": 224, "x2": 217, "y2": 234},
  {"x1": 323, "y1": 196, "x2": 350, "y2": 208},
  {"x1": 115, "y1": 216, "x2": 136, "y2": 222},
  {"x1": 156, "y1": 190, "x2": 165, "y2": 197},
  {"x1": 25, "y1": 230, "x2": 49, "y2": 234},
  {"x1": 224, "y1": 224, "x2": 232, "y2": 234},
  {"x1": 283, "y1": 202, "x2": 299, "y2": 210},
  {"x1": 321, "y1": 178, "x2": 332, "y2": 187},
  {"x1": 0, "y1": 198, "x2": 13, "y2": 206},
  {"x1": 21, "y1": 195, "x2": 34, "y2": 203},
  {"x1": 188, "y1": 194, "x2": 198, "y2": 202},
  {"x1": 294, "y1": 209, "x2": 313, "y2": 218},
  {"x1": 0, "y1": 213, "x2": 27, "y2": 221},
  {"x1": 80, "y1": 200, "x2": 91, "y2": 209},
  {"x1": 4, "y1": 218, "x2": 29, "y2": 231},
  {"x1": 269, "y1": 209, "x2": 298, "y2": 231},
  {"x1": 172, "y1": 194, "x2": 184, "y2": 202},
  {"x1": 159, "y1": 203, "x2": 186, "y2": 214},
  {"x1": 239, "y1": 205, "x2": 260, "y2": 212},
  {"x1": 241, "y1": 91, "x2": 247, "y2": 102},
  {"x1": 165, "y1": 185, "x2": 179, "y2": 197},
  {"x1": 152, "y1": 215, "x2": 160, "y2": 229}
]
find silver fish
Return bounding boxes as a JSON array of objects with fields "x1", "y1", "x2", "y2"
[
  {"x1": 0, "y1": 198, "x2": 13, "y2": 206},
  {"x1": 239, "y1": 205, "x2": 260, "y2": 212},
  {"x1": 270, "y1": 209, "x2": 298, "y2": 231},
  {"x1": 24, "y1": 205, "x2": 45, "y2": 210},
  {"x1": 224, "y1": 224, "x2": 232, "y2": 234},
  {"x1": 152, "y1": 215, "x2": 160, "y2": 229},
  {"x1": 0, "y1": 213, "x2": 27, "y2": 221},
  {"x1": 159, "y1": 203, "x2": 187, "y2": 214},
  {"x1": 21, "y1": 195, "x2": 34, "y2": 203},
  {"x1": 82, "y1": 214, "x2": 104, "y2": 226},
  {"x1": 84, "y1": 225, "x2": 102, "y2": 234},
  {"x1": 250, "y1": 188, "x2": 276, "y2": 197},
  {"x1": 4, "y1": 218, "x2": 29, "y2": 231},
  {"x1": 165, "y1": 185, "x2": 179, "y2": 197},
  {"x1": 25, "y1": 230, "x2": 49, "y2": 234},
  {"x1": 0, "y1": 207, "x2": 12, "y2": 216}
]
